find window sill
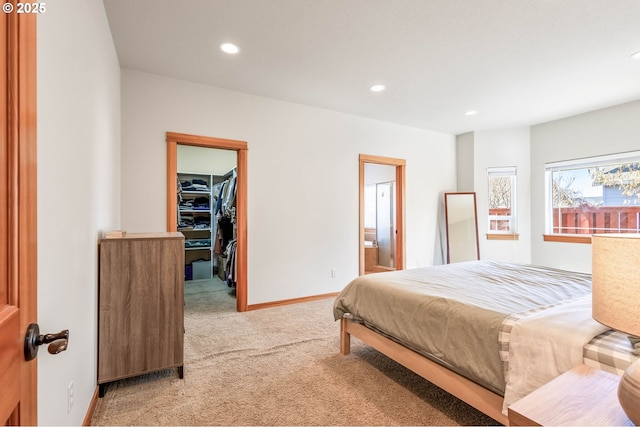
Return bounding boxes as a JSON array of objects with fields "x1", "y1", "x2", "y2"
[
  {"x1": 486, "y1": 233, "x2": 519, "y2": 241},
  {"x1": 543, "y1": 234, "x2": 592, "y2": 244}
]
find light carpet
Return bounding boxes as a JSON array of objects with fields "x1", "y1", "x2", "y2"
[{"x1": 90, "y1": 278, "x2": 499, "y2": 426}]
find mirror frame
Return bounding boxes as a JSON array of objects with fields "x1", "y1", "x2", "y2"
[{"x1": 444, "y1": 192, "x2": 480, "y2": 264}]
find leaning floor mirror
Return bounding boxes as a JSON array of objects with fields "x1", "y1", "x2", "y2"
[{"x1": 444, "y1": 192, "x2": 480, "y2": 263}]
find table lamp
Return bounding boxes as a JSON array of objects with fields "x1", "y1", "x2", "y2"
[{"x1": 592, "y1": 233, "x2": 640, "y2": 425}]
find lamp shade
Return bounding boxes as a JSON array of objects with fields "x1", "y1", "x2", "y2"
[{"x1": 592, "y1": 233, "x2": 640, "y2": 337}]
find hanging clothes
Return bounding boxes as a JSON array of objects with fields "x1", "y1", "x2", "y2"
[
  {"x1": 214, "y1": 181, "x2": 227, "y2": 215},
  {"x1": 214, "y1": 168, "x2": 239, "y2": 286},
  {"x1": 224, "y1": 239, "x2": 237, "y2": 288},
  {"x1": 217, "y1": 214, "x2": 234, "y2": 249},
  {"x1": 222, "y1": 169, "x2": 237, "y2": 214}
]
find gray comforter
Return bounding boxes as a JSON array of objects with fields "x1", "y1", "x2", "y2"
[{"x1": 333, "y1": 260, "x2": 592, "y2": 394}]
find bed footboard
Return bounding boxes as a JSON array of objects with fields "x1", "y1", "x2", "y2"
[{"x1": 339, "y1": 316, "x2": 508, "y2": 425}]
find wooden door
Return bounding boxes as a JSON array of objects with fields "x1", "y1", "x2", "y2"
[{"x1": 0, "y1": 6, "x2": 38, "y2": 426}]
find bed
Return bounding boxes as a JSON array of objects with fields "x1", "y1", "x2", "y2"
[{"x1": 333, "y1": 260, "x2": 619, "y2": 424}]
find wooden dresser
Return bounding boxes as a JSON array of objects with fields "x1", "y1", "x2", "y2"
[{"x1": 98, "y1": 232, "x2": 185, "y2": 397}]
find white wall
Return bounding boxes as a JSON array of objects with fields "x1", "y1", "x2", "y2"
[
  {"x1": 177, "y1": 145, "x2": 237, "y2": 175},
  {"x1": 453, "y1": 128, "x2": 531, "y2": 263},
  {"x1": 120, "y1": 69, "x2": 456, "y2": 303},
  {"x1": 456, "y1": 132, "x2": 474, "y2": 192},
  {"x1": 530, "y1": 99, "x2": 640, "y2": 272},
  {"x1": 37, "y1": 1, "x2": 121, "y2": 425},
  {"x1": 364, "y1": 163, "x2": 396, "y2": 185},
  {"x1": 473, "y1": 128, "x2": 531, "y2": 263}
]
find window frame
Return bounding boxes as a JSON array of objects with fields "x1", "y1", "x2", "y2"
[{"x1": 544, "y1": 150, "x2": 640, "y2": 243}]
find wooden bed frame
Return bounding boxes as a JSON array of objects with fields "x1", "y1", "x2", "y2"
[{"x1": 340, "y1": 317, "x2": 509, "y2": 425}]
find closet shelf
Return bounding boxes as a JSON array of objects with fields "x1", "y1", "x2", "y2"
[
  {"x1": 178, "y1": 169, "x2": 237, "y2": 283},
  {"x1": 178, "y1": 172, "x2": 216, "y2": 280}
]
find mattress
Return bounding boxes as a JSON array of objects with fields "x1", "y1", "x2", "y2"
[{"x1": 584, "y1": 329, "x2": 639, "y2": 376}]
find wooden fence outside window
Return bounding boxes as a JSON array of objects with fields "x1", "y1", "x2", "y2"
[{"x1": 552, "y1": 206, "x2": 640, "y2": 234}]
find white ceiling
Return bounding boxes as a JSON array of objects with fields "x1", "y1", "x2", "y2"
[{"x1": 102, "y1": 0, "x2": 640, "y2": 135}]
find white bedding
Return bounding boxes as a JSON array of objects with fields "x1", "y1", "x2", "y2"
[{"x1": 501, "y1": 294, "x2": 609, "y2": 413}]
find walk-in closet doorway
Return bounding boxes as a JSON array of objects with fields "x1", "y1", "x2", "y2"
[{"x1": 166, "y1": 132, "x2": 248, "y2": 312}]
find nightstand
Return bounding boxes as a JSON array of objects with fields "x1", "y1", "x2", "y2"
[{"x1": 508, "y1": 364, "x2": 633, "y2": 426}]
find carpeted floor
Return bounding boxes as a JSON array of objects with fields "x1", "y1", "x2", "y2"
[{"x1": 90, "y1": 278, "x2": 500, "y2": 426}]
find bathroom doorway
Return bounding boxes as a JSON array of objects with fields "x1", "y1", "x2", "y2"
[{"x1": 359, "y1": 154, "x2": 406, "y2": 275}]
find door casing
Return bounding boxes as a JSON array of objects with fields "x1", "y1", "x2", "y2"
[
  {"x1": 359, "y1": 154, "x2": 406, "y2": 275},
  {"x1": 166, "y1": 132, "x2": 248, "y2": 312}
]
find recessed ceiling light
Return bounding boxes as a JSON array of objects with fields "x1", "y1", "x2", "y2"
[
  {"x1": 465, "y1": 110, "x2": 478, "y2": 116},
  {"x1": 220, "y1": 43, "x2": 239, "y2": 54},
  {"x1": 370, "y1": 84, "x2": 386, "y2": 92},
  {"x1": 631, "y1": 51, "x2": 640, "y2": 60}
]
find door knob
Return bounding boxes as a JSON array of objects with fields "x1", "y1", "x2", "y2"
[{"x1": 24, "y1": 323, "x2": 69, "y2": 361}]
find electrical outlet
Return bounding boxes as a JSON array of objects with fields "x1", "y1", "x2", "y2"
[
  {"x1": 67, "y1": 381, "x2": 74, "y2": 413},
  {"x1": 331, "y1": 268, "x2": 337, "y2": 278}
]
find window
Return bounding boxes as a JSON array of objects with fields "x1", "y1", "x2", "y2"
[
  {"x1": 487, "y1": 167, "x2": 517, "y2": 235},
  {"x1": 545, "y1": 151, "x2": 640, "y2": 238}
]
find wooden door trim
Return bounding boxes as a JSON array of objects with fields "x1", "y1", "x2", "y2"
[
  {"x1": 359, "y1": 154, "x2": 406, "y2": 276},
  {"x1": 166, "y1": 132, "x2": 248, "y2": 312},
  {"x1": 1, "y1": 5, "x2": 38, "y2": 425}
]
